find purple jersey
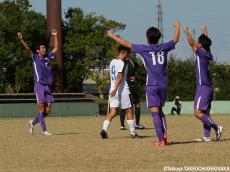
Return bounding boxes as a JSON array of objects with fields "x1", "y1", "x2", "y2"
[
  {"x1": 131, "y1": 40, "x2": 175, "y2": 86},
  {"x1": 195, "y1": 48, "x2": 213, "y2": 87},
  {"x1": 32, "y1": 51, "x2": 54, "y2": 85}
]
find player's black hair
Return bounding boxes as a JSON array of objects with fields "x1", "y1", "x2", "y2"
[
  {"x1": 198, "y1": 33, "x2": 212, "y2": 52},
  {"x1": 118, "y1": 45, "x2": 130, "y2": 54},
  {"x1": 146, "y1": 27, "x2": 161, "y2": 44}
]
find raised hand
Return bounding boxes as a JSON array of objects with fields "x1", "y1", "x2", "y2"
[
  {"x1": 173, "y1": 21, "x2": 180, "y2": 29},
  {"x1": 51, "y1": 29, "x2": 57, "y2": 36},
  {"x1": 184, "y1": 25, "x2": 189, "y2": 33},
  {"x1": 17, "y1": 32, "x2": 23, "y2": 39}
]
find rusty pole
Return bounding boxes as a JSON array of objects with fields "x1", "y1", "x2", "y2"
[{"x1": 46, "y1": 0, "x2": 63, "y2": 92}]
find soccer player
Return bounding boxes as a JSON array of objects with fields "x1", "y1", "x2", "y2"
[
  {"x1": 100, "y1": 45, "x2": 139, "y2": 139},
  {"x1": 119, "y1": 57, "x2": 145, "y2": 130},
  {"x1": 17, "y1": 30, "x2": 58, "y2": 136},
  {"x1": 184, "y1": 25, "x2": 223, "y2": 142},
  {"x1": 106, "y1": 21, "x2": 180, "y2": 146}
]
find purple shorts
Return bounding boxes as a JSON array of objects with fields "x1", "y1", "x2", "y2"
[
  {"x1": 34, "y1": 83, "x2": 54, "y2": 104},
  {"x1": 145, "y1": 85, "x2": 167, "y2": 107},
  {"x1": 194, "y1": 85, "x2": 213, "y2": 110}
]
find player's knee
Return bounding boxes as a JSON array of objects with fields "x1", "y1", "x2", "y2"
[
  {"x1": 37, "y1": 104, "x2": 45, "y2": 113},
  {"x1": 194, "y1": 110, "x2": 202, "y2": 119}
]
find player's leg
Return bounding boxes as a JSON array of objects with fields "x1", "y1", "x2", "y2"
[
  {"x1": 146, "y1": 86, "x2": 165, "y2": 146},
  {"x1": 119, "y1": 108, "x2": 126, "y2": 130},
  {"x1": 44, "y1": 85, "x2": 54, "y2": 117},
  {"x1": 101, "y1": 95, "x2": 119, "y2": 139},
  {"x1": 125, "y1": 107, "x2": 136, "y2": 137},
  {"x1": 202, "y1": 108, "x2": 211, "y2": 140},
  {"x1": 130, "y1": 86, "x2": 145, "y2": 129},
  {"x1": 194, "y1": 86, "x2": 222, "y2": 141}
]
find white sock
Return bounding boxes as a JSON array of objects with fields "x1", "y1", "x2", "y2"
[
  {"x1": 102, "y1": 120, "x2": 110, "y2": 132},
  {"x1": 127, "y1": 119, "x2": 135, "y2": 135}
]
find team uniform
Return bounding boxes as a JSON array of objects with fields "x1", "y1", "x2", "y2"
[
  {"x1": 28, "y1": 51, "x2": 55, "y2": 135},
  {"x1": 131, "y1": 40, "x2": 175, "y2": 144},
  {"x1": 131, "y1": 40, "x2": 175, "y2": 106},
  {"x1": 193, "y1": 48, "x2": 222, "y2": 141},
  {"x1": 109, "y1": 59, "x2": 131, "y2": 109},
  {"x1": 33, "y1": 51, "x2": 54, "y2": 104},
  {"x1": 101, "y1": 57, "x2": 139, "y2": 139},
  {"x1": 194, "y1": 48, "x2": 213, "y2": 110}
]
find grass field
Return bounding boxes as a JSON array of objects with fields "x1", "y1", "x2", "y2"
[{"x1": 0, "y1": 115, "x2": 230, "y2": 172}]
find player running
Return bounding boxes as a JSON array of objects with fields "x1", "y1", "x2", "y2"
[
  {"x1": 106, "y1": 21, "x2": 180, "y2": 146},
  {"x1": 17, "y1": 30, "x2": 58, "y2": 136},
  {"x1": 100, "y1": 45, "x2": 139, "y2": 139},
  {"x1": 184, "y1": 25, "x2": 223, "y2": 142}
]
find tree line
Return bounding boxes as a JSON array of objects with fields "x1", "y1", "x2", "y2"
[{"x1": 0, "y1": 0, "x2": 229, "y2": 101}]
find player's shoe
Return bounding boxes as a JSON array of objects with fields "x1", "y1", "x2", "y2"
[
  {"x1": 135, "y1": 124, "x2": 145, "y2": 129},
  {"x1": 155, "y1": 141, "x2": 166, "y2": 147},
  {"x1": 28, "y1": 120, "x2": 34, "y2": 135},
  {"x1": 120, "y1": 126, "x2": 126, "y2": 130},
  {"x1": 215, "y1": 125, "x2": 223, "y2": 141},
  {"x1": 195, "y1": 137, "x2": 211, "y2": 142},
  {"x1": 42, "y1": 131, "x2": 52, "y2": 136},
  {"x1": 100, "y1": 129, "x2": 108, "y2": 139},
  {"x1": 130, "y1": 133, "x2": 143, "y2": 138}
]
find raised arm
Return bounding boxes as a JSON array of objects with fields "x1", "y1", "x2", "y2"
[
  {"x1": 107, "y1": 30, "x2": 131, "y2": 49},
  {"x1": 184, "y1": 26, "x2": 197, "y2": 51},
  {"x1": 51, "y1": 29, "x2": 58, "y2": 54},
  {"x1": 173, "y1": 21, "x2": 180, "y2": 44},
  {"x1": 17, "y1": 32, "x2": 33, "y2": 57},
  {"x1": 201, "y1": 25, "x2": 208, "y2": 36},
  {"x1": 110, "y1": 72, "x2": 123, "y2": 97}
]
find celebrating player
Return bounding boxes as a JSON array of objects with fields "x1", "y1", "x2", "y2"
[
  {"x1": 106, "y1": 21, "x2": 180, "y2": 146},
  {"x1": 17, "y1": 30, "x2": 58, "y2": 136},
  {"x1": 100, "y1": 45, "x2": 139, "y2": 139},
  {"x1": 184, "y1": 25, "x2": 223, "y2": 142}
]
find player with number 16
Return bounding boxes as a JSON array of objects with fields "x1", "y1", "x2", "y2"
[{"x1": 106, "y1": 21, "x2": 180, "y2": 146}]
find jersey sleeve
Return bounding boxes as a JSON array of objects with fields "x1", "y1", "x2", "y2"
[
  {"x1": 196, "y1": 48, "x2": 213, "y2": 60},
  {"x1": 131, "y1": 44, "x2": 146, "y2": 54},
  {"x1": 47, "y1": 51, "x2": 55, "y2": 59},
  {"x1": 161, "y1": 40, "x2": 176, "y2": 52},
  {"x1": 32, "y1": 54, "x2": 36, "y2": 61}
]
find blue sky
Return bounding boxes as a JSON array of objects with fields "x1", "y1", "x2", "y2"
[{"x1": 29, "y1": 0, "x2": 230, "y2": 63}]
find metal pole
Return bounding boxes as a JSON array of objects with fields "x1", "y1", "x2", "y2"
[{"x1": 47, "y1": 0, "x2": 63, "y2": 92}]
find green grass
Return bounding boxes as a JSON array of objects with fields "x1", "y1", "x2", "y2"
[{"x1": 0, "y1": 115, "x2": 230, "y2": 172}]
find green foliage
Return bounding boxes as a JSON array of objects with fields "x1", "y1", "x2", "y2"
[
  {"x1": 0, "y1": 0, "x2": 47, "y2": 93},
  {"x1": 62, "y1": 7, "x2": 125, "y2": 92}
]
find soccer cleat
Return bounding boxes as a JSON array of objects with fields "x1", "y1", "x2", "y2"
[
  {"x1": 130, "y1": 133, "x2": 143, "y2": 138},
  {"x1": 215, "y1": 125, "x2": 223, "y2": 141},
  {"x1": 28, "y1": 120, "x2": 34, "y2": 135},
  {"x1": 120, "y1": 126, "x2": 126, "y2": 130},
  {"x1": 195, "y1": 137, "x2": 211, "y2": 142},
  {"x1": 42, "y1": 131, "x2": 52, "y2": 136},
  {"x1": 155, "y1": 141, "x2": 166, "y2": 147},
  {"x1": 100, "y1": 129, "x2": 108, "y2": 139},
  {"x1": 135, "y1": 124, "x2": 145, "y2": 129}
]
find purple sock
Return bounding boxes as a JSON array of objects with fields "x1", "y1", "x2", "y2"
[
  {"x1": 32, "y1": 117, "x2": 39, "y2": 125},
  {"x1": 200, "y1": 114, "x2": 218, "y2": 131},
  {"x1": 160, "y1": 111, "x2": 167, "y2": 133},
  {"x1": 38, "y1": 112, "x2": 47, "y2": 132},
  {"x1": 203, "y1": 124, "x2": 211, "y2": 137},
  {"x1": 151, "y1": 112, "x2": 164, "y2": 141}
]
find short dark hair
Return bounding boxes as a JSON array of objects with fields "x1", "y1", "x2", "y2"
[
  {"x1": 118, "y1": 45, "x2": 130, "y2": 54},
  {"x1": 198, "y1": 33, "x2": 212, "y2": 51},
  {"x1": 146, "y1": 27, "x2": 161, "y2": 44}
]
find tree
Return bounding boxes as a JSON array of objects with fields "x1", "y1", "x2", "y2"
[
  {"x1": 0, "y1": 0, "x2": 47, "y2": 93},
  {"x1": 62, "y1": 7, "x2": 125, "y2": 92}
]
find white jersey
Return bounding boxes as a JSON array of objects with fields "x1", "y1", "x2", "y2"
[{"x1": 109, "y1": 58, "x2": 130, "y2": 95}]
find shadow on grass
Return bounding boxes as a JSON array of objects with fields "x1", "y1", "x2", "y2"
[
  {"x1": 54, "y1": 132, "x2": 80, "y2": 136},
  {"x1": 168, "y1": 138, "x2": 230, "y2": 145}
]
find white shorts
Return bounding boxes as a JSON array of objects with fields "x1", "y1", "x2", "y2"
[{"x1": 109, "y1": 94, "x2": 132, "y2": 109}]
